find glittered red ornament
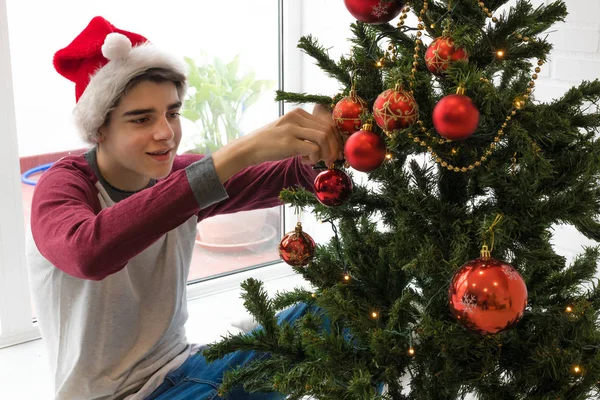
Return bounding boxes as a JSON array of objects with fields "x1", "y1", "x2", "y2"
[
  {"x1": 449, "y1": 249, "x2": 528, "y2": 335},
  {"x1": 343, "y1": 0, "x2": 404, "y2": 24},
  {"x1": 279, "y1": 222, "x2": 315, "y2": 267},
  {"x1": 432, "y1": 93, "x2": 480, "y2": 140},
  {"x1": 373, "y1": 88, "x2": 418, "y2": 132},
  {"x1": 314, "y1": 168, "x2": 353, "y2": 207},
  {"x1": 425, "y1": 37, "x2": 468, "y2": 76},
  {"x1": 344, "y1": 124, "x2": 386, "y2": 172},
  {"x1": 333, "y1": 89, "x2": 368, "y2": 135}
]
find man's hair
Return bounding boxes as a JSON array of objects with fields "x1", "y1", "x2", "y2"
[{"x1": 95, "y1": 67, "x2": 187, "y2": 141}]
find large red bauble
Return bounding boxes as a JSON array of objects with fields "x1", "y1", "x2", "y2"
[
  {"x1": 343, "y1": 0, "x2": 404, "y2": 24},
  {"x1": 344, "y1": 129, "x2": 386, "y2": 172},
  {"x1": 432, "y1": 94, "x2": 480, "y2": 140},
  {"x1": 425, "y1": 37, "x2": 468, "y2": 75},
  {"x1": 314, "y1": 169, "x2": 353, "y2": 207},
  {"x1": 373, "y1": 88, "x2": 418, "y2": 132},
  {"x1": 333, "y1": 94, "x2": 367, "y2": 135},
  {"x1": 448, "y1": 256, "x2": 528, "y2": 335},
  {"x1": 279, "y1": 222, "x2": 315, "y2": 267}
]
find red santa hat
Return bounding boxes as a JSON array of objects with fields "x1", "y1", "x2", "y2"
[{"x1": 53, "y1": 16, "x2": 187, "y2": 143}]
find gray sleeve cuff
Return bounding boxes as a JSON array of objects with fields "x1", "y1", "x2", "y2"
[{"x1": 185, "y1": 155, "x2": 229, "y2": 209}]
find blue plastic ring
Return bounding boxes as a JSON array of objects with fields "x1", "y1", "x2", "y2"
[{"x1": 21, "y1": 162, "x2": 54, "y2": 186}]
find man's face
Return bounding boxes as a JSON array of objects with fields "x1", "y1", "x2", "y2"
[{"x1": 97, "y1": 80, "x2": 182, "y2": 191}]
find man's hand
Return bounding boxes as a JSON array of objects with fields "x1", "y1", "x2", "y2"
[{"x1": 212, "y1": 105, "x2": 343, "y2": 183}]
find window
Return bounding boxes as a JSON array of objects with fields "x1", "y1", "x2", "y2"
[{"x1": 1, "y1": 0, "x2": 299, "y2": 348}]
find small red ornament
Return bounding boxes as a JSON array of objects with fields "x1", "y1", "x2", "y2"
[
  {"x1": 333, "y1": 89, "x2": 368, "y2": 135},
  {"x1": 314, "y1": 168, "x2": 353, "y2": 207},
  {"x1": 425, "y1": 37, "x2": 468, "y2": 76},
  {"x1": 373, "y1": 87, "x2": 418, "y2": 132},
  {"x1": 449, "y1": 246, "x2": 528, "y2": 335},
  {"x1": 279, "y1": 222, "x2": 315, "y2": 267},
  {"x1": 343, "y1": 0, "x2": 404, "y2": 24},
  {"x1": 432, "y1": 92, "x2": 480, "y2": 140},
  {"x1": 344, "y1": 124, "x2": 386, "y2": 172}
]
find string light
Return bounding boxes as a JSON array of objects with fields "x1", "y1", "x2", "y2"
[
  {"x1": 343, "y1": 274, "x2": 351, "y2": 282},
  {"x1": 371, "y1": 311, "x2": 379, "y2": 319},
  {"x1": 408, "y1": 347, "x2": 415, "y2": 356},
  {"x1": 573, "y1": 365, "x2": 582, "y2": 374},
  {"x1": 566, "y1": 306, "x2": 573, "y2": 313},
  {"x1": 311, "y1": 293, "x2": 317, "y2": 298},
  {"x1": 496, "y1": 50, "x2": 505, "y2": 58},
  {"x1": 386, "y1": 153, "x2": 392, "y2": 160}
]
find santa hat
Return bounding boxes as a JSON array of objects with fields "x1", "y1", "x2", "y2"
[{"x1": 53, "y1": 16, "x2": 187, "y2": 143}]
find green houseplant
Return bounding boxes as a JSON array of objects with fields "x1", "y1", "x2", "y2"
[
  {"x1": 181, "y1": 53, "x2": 275, "y2": 154},
  {"x1": 181, "y1": 53, "x2": 277, "y2": 250}
]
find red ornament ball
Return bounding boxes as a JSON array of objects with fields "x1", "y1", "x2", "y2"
[
  {"x1": 314, "y1": 168, "x2": 353, "y2": 207},
  {"x1": 448, "y1": 255, "x2": 528, "y2": 335},
  {"x1": 432, "y1": 94, "x2": 480, "y2": 140},
  {"x1": 343, "y1": 0, "x2": 404, "y2": 24},
  {"x1": 279, "y1": 222, "x2": 315, "y2": 267},
  {"x1": 333, "y1": 93, "x2": 368, "y2": 135},
  {"x1": 373, "y1": 88, "x2": 418, "y2": 132},
  {"x1": 425, "y1": 37, "x2": 468, "y2": 75},
  {"x1": 344, "y1": 127, "x2": 387, "y2": 172}
]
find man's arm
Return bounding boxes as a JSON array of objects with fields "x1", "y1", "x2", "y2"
[{"x1": 31, "y1": 158, "x2": 223, "y2": 281}]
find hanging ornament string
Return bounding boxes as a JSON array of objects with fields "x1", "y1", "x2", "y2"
[
  {"x1": 321, "y1": 218, "x2": 352, "y2": 282},
  {"x1": 482, "y1": 214, "x2": 503, "y2": 257},
  {"x1": 393, "y1": 0, "x2": 546, "y2": 173}
]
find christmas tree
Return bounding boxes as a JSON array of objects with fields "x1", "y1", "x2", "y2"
[{"x1": 204, "y1": 1, "x2": 600, "y2": 398}]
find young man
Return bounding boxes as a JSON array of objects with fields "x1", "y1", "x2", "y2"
[{"x1": 27, "y1": 16, "x2": 342, "y2": 400}]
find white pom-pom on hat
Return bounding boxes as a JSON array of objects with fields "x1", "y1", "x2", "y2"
[{"x1": 101, "y1": 32, "x2": 132, "y2": 61}]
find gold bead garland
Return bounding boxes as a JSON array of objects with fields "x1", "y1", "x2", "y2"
[{"x1": 384, "y1": 0, "x2": 546, "y2": 173}]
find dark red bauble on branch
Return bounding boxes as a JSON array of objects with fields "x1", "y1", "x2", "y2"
[
  {"x1": 373, "y1": 87, "x2": 418, "y2": 132},
  {"x1": 432, "y1": 93, "x2": 480, "y2": 140},
  {"x1": 314, "y1": 168, "x2": 353, "y2": 207},
  {"x1": 344, "y1": 124, "x2": 387, "y2": 172},
  {"x1": 279, "y1": 222, "x2": 316, "y2": 267},
  {"x1": 343, "y1": 0, "x2": 404, "y2": 24},
  {"x1": 333, "y1": 89, "x2": 368, "y2": 135},
  {"x1": 448, "y1": 248, "x2": 528, "y2": 335},
  {"x1": 425, "y1": 37, "x2": 468, "y2": 76}
]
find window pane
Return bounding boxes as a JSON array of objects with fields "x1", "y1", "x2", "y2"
[{"x1": 9, "y1": 0, "x2": 282, "y2": 302}]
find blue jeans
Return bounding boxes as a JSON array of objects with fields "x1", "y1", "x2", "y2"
[{"x1": 145, "y1": 302, "x2": 310, "y2": 400}]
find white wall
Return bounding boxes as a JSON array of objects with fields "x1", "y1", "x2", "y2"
[{"x1": 297, "y1": 0, "x2": 600, "y2": 262}]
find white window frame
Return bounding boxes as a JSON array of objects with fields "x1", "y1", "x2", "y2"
[
  {"x1": 0, "y1": 0, "x2": 37, "y2": 348},
  {"x1": 0, "y1": 0, "x2": 306, "y2": 349}
]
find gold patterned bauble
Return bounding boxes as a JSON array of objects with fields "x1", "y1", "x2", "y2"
[{"x1": 373, "y1": 87, "x2": 418, "y2": 131}]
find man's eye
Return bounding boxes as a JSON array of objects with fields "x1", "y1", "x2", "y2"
[
  {"x1": 131, "y1": 117, "x2": 150, "y2": 124},
  {"x1": 169, "y1": 112, "x2": 181, "y2": 119}
]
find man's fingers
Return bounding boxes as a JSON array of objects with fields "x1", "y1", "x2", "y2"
[
  {"x1": 310, "y1": 104, "x2": 343, "y2": 163},
  {"x1": 294, "y1": 139, "x2": 321, "y2": 164},
  {"x1": 312, "y1": 103, "x2": 332, "y2": 120}
]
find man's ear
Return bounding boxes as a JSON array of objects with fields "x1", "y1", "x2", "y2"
[{"x1": 96, "y1": 128, "x2": 106, "y2": 143}]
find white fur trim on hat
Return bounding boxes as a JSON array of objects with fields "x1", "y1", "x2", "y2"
[{"x1": 73, "y1": 42, "x2": 187, "y2": 144}]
